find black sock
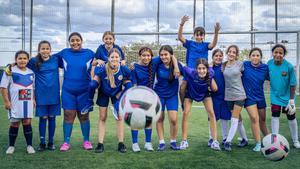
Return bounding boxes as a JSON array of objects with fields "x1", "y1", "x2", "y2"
[
  {"x1": 23, "y1": 124, "x2": 33, "y2": 146},
  {"x1": 9, "y1": 126, "x2": 19, "y2": 146}
]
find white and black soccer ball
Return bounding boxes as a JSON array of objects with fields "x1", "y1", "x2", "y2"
[
  {"x1": 261, "y1": 133, "x2": 289, "y2": 161},
  {"x1": 119, "y1": 86, "x2": 162, "y2": 129}
]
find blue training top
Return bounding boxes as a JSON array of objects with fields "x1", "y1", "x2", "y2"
[
  {"x1": 182, "y1": 66, "x2": 214, "y2": 102},
  {"x1": 53, "y1": 48, "x2": 94, "y2": 93},
  {"x1": 183, "y1": 39, "x2": 210, "y2": 68},
  {"x1": 95, "y1": 65, "x2": 131, "y2": 97},
  {"x1": 95, "y1": 44, "x2": 125, "y2": 61},
  {"x1": 211, "y1": 64, "x2": 225, "y2": 100},
  {"x1": 27, "y1": 56, "x2": 60, "y2": 105},
  {"x1": 242, "y1": 61, "x2": 269, "y2": 101}
]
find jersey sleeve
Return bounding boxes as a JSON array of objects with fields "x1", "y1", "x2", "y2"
[
  {"x1": 94, "y1": 65, "x2": 105, "y2": 77},
  {"x1": 52, "y1": 50, "x2": 64, "y2": 68},
  {"x1": 183, "y1": 39, "x2": 191, "y2": 49},
  {"x1": 208, "y1": 67, "x2": 215, "y2": 78},
  {"x1": 27, "y1": 58, "x2": 36, "y2": 70},
  {"x1": 94, "y1": 45, "x2": 102, "y2": 60},
  {"x1": 121, "y1": 66, "x2": 132, "y2": 81},
  {"x1": 115, "y1": 45, "x2": 125, "y2": 60},
  {"x1": 151, "y1": 56, "x2": 161, "y2": 71},
  {"x1": 204, "y1": 42, "x2": 211, "y2": 50},
  {"x1": 0, "y1": 71, "x2": 11, "y2": 89},
  {"x1": 288, "y1": 63, "x2": 296, "y2": 86}
]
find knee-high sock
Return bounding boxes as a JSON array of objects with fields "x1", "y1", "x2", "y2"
[
  {"x1": 226, "y1": 118, "x2": 239, "y2": 143},
  {"x1": 63, "y1": 122, "x2": 73, "y2": 143},
  {"x1": 131, "y1": 130, "x2": 138, "y2": 144},
  {"x1": 39, "y1": 117, "x2": 47, "y2": 144},
  {"x1": 9, "y1": 126, "x2": 19, "y2": 146},
  {"x1": 220, "y1": 119, "x2": 229, "y2": 140},
  {"x1": 80, "y1": 120, "x2": 90, "y2": 141},
  {"x1": 23, "y1": 124, "x2": 33, "y2": 146},
  {"x1": 238, "y1": 121, "x2": 248, "y2": 141},
  {"x1": 48, "y1": 116, "x2": 56, "y2": 144},
  {"x1": 145, "y1": 128, "x2": 152, "y2": 143},
  {"x1": 271, "y1": 117, "x2": 280, "y2": 134},
  {"x1": 288, "y1": 119, "x2": 299, "y2": 143}
]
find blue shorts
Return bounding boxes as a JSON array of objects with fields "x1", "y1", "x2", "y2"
[
  {"x1": 96, "y1": 90, "x2": 117, "y2": 107},
  {"x1": 184, "y1": 90, "x2": 210, "y2": 102},
  {"x1": 212, "y1": 99, "x2": 231, "y2": 120},
  {"x1": 160, "y1": 94, "x2": 178, "y2": 112},
  {"x1": 62, "y1": 89, "x2": 88, "y2": 111},
  {"x1": 36, "y1": 104, "x2": 61, "y2": 117},
  {"x1": 244, "y1": 99, "x2": 266, "y2": 109}
]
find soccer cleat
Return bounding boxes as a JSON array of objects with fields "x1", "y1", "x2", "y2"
[
  {"x1": 27, "y1": 145, "x2": 36, "y2": 154},
  {"x1": 80, "y1": 100, "x2": 94, "y2": 115},
  {"x1": 170, "y1": 142, "x2": 180, "y2": 150},
  {"x1": 47, "y1": 143, "x2": 56, "y2": 151},
  {"x1": 60, "y1": 142, "x2": 70, "y2": 152},
  {"x1": 144, "y1": 142, "x2": 154, "y2": 151},
  {"x1": 132, "y1": 143, "x2": 141, "y2": 152},
  {"x1": 252, "y1": 142, "x2": 261, "y2": 152},
  {"x1": 118, "y1": 142, "x2": 127, "y2": 153},
  {"x1": 293, "y1": 141, "x2": 300, "y2": 149},
  {"x1": 224, "y1": 142, "x2": 232, "y2": 151},
  {"x1": 157, "y1": 143, "x2": 166, "y2": 151},
  {"x1": 37, "y1": 143, "x2": 46, "y2": 151},
  {"x1": 207, "y1": 138, "x2": 213, "y2": 147},
  {"x1": 6, "y1": 146, "x2": 15, "y2": 154},
  {"x1": 222, "y1": 139, "x2": 226, "y2": 145},
  {"x1": 83, "y1": 141, "x2": 93, "y2": 150},
  {"x1": 95, "y1": 143, "x2": 104, "y2": 153},
  {"x1": 180, "y1": 140, "x2": 189, "y2": 150},
  {"x1": 210, "y1": 140, "x2": 221, "y2": 151},
  {"x1": 237, "y1": 138, "x2": 248, "y2": 147}
]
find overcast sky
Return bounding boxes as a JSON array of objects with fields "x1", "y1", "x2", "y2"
[{"x1": 0, "y1": 0, "x2": 299, "y2": 66}]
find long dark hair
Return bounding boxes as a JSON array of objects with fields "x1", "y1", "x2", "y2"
[
  {"x1": 35, "y1": 40, "x2": 51, "y2": 70},
  {"x1": 159, "y1": 45, "x2": 174, "y2": 83},
  {"x1": 196, "y1": 58, "x2": 211, "y2": 91},
  {"x1": 138, "y1": 47, "x2": 154, "y2": 88}
]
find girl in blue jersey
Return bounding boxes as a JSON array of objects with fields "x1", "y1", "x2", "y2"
[
  {"x1": 94, "y1": 31, "x2": 126, "y2": 66},
  {"x1": 210, "y1": 49, "x2": 231, "y2": 146},
  {"x1": 222, "y1": 45, "x2": 248, "y2": 151},
  {"x1": 130, "y1": 47, "x2": 157, "y2": 152},
  {"x1": 268, "y1": 44, "x2": 300, "y2": 148},
  {"x1": 53, "y1": 32, "x2": 94, "y2": 152},
  {"x1": 180, "y1": 58, "x2": 221, "y2": 151},
  {"x1": 242, "y1": 47, "x2": 269, "y2": 151},
  {"x1": 1, "y1": 50, "x2": 35, "y2": 154},
  {"x1": 155, "y1": 45, "x2": 182, "y2": 151},
  {"x1": 26, "y1": 41, "x2": 61, "y2": 151},
  {"x1": 83, "y1": 48, "x2": 132, "y2": 153}
]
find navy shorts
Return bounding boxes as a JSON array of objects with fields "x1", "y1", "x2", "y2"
[
  {"x1": 212, "y1": 98, "x2": 231, "y2": 120},
  {"x1": 96, "y1": 90, "x2": 117, "y2": 107},
  {"x1": 160, "y1": 94, "x2": 178, "y2": 112},
  {"x1": 244, "y1": 98, "x2": 266, "y2": 109},
  {"x1": 62, "y1": 89, "x2": 88, "y2": 111}
]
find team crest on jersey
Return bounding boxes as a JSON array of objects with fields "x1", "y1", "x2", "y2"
[
  {"x1": 18, "y1": 89, "x2": 32, "y2": 100},
  {"x1": 118, "y1": 75, "x2": 123, "y2": 81}
]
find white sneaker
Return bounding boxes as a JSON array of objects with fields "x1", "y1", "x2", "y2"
[
  {"x1": 180, "y1": 140, "x2": 189, "y2": 150},
  {"x1": 132, "y1": 143, "x2": 140, "y2": 152},
  {"x1": 293, "y1": 141, "x2": 300, "y2": 149},
  {"x1": 6, "y1": 146, "x2": 15, "y2": 154},
  {"x1": 27, "y1": 145, "x2": 36, "y2": 154},
  {"x1": 144, "y1": 142, "x2": 154, "y2": 151},
  {"x1": 210, "y1": 140, "x2": 221, "y2": 151}
]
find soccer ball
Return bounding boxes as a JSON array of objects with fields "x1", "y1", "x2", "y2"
[
  {"x1": 261, "y1": 133, "x2": 290, "y2": 161},
  {"x1": 119, "y1": 86, "x2": 162, "y2": 129}
]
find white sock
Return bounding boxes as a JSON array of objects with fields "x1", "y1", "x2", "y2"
[
  {"x1": 170, "y1": 139, "x2": 176, "y2": 143},
  {"x1": 271, "y1": 117, "x2": 280, "y2": 134},
  {"x1": 238, "y1": 121, "x2": 248, "y2": 141},
  {"x1": 221, "y1": 119, "x2": 229, "y2": 140},
  {"x1": 159, "y1": 140, "x2": 165, "y2": 144},
  {"x1": 226, "y1": 118, "x2": 239, "y2": 143},
  {"x1": 288, "y1": 119, "x2": 299, "y2": 143}
]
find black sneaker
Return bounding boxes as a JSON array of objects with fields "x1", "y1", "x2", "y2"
[
  {"x1": 47, "y1": 143, "x2": 56, "y2": 151},
  {"x1": 224, "y1": 142, "x2": 232, "y2": 151},
  {"x1": 37, "y1": 143, "x2": 46, "y2": 151},
  {"x1": 95, "y1": 143, "x2": 104, "y2": 153},
  {"x1": 237, "y1": 139, "x2": 248, "y2": 147},
  {"x1": 118, "y1": 142, "x2": 127, "y2": 153}
]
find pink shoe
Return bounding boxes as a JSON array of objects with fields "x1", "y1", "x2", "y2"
[
  {"x1": 83, "y1": 141, "x2": 93, "y2": 150},
  {"x1": 60, "y1": 142, "x2": 70, "y2": 152}
]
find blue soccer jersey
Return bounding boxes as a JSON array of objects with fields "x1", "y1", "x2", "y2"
[
  {"x1": 268, "y1": 59, "x2": 296, "y2": 106},
  {"x1": 27, "y1": 56, "x2": 60, "y2": 105},
  {"x1": 242, "y1": 61, "x2": 268, "y2": 102},
  {"x1": 211, "y1": 64, "x2": 225, "y2": 100},
  {"x1": 95, "y1": 44, "x2": 125, "y2": 61},
  {"x1": 183, "y1": 40, "x2": 210, "y2": 68},
  {"x1": 95, "y1": 65, "x2": 131, "y2": 97},
  {"x1": 182, "y1": 66, "x2": 213, "y2": 102},
  {"x1": 154, "y1": 62, "x2": 182, "y2": 98},
  {"x1": 53, "y1": 48, "x2": 94, "y2": 93}
]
